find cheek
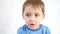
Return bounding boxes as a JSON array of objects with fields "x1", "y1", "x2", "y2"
[
  {"x1": 36, "y1": 17, "x2": 43, "y2": 22},
  {"x1": 24, "y1": 16, "x2": 29, "y2": 23},
  {"x1": 24, "y1": 17, "x2": 28, "y2": 21}
]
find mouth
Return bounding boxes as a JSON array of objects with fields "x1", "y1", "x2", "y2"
[
  {"x1": 29, "y1": 24, "x2": 36, "y2": 28},
  {"x1": 30, "y1": 24, "x2": 35, "y2": 26}
]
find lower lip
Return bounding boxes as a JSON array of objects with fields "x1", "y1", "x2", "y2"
[{"x1": 30, "y1": 24, "x2": 35, "y2": 27}]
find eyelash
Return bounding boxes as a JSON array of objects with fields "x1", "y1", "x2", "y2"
[
  {"x1": 26, "y1": 14, "x2": 40, "y2": 17},
  {"x1": 35, "y1": 14, "x2": 39, "y2": 17},
  {"x1": 26, "y1": 14, "x2": 31, "y2": 16}
]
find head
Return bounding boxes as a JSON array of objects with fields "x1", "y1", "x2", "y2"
[{"x1": 22, "y1": 0, "x2": 45, "y2": 30}]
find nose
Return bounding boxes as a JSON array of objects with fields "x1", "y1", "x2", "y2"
[{"x1": 29, "y1": 16, "x2": 36, "y2": 22}]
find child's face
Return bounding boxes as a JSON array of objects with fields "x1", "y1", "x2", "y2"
[{"x1": 22, "y1": 5, "x2": 45, "y2": 30}]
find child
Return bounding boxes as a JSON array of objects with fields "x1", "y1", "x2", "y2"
[{"x1": 17, "y1": 0, "x2": 50, "y2": 34}]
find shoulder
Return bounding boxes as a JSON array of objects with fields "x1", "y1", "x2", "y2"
[
  {"x1": 17, "y1": 25, "x2": 26, "y2": 34},
  {"x1": 41, "y1": 24, "x2": 50, "y2": 34},
  {"x1": 41, "y1": 24, "x2": 50, "y2": 30}
]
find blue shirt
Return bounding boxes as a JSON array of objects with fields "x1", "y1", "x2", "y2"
[{"x1": 17, "y1": 24, "x2": 50, "y2": 34}]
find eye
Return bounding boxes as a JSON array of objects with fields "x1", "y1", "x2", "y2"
[
  {"x1": 26, "y1": 13, "x2": 31, "y2": 17},
  {"x1": 35, "y1": 13, "x2": 40, "y2": 17}
]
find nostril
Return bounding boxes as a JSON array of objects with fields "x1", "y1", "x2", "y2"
[
  {"x1": 30, "y1": 18, "x2": 35, "y2": 20},
  {"x1": 29, "y1": 19, "x2": 34, "y2": 22}
]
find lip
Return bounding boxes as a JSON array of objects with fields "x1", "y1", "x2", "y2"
[
  {"x1": 30, "y1": 24, "x2": 35, "y2": 26},
  {"x1": 30, "y1": 24, "x2": 35, "y2": 25},
  {"x1": 28, "y1": 24, "x2": 35, "y2": 28}
]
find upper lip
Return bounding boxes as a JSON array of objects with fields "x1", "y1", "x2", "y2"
[{"x1": 30, "y1": 24, "x2": 35, "y2": 25}]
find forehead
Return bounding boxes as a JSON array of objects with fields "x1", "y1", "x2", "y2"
[{"x1": 24, "y1": 5, "x2": 42, "y2": 13}]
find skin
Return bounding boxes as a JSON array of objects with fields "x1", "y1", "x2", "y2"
[{"x1": 22, "y1": 5, "x2": 45, "y2": 30}]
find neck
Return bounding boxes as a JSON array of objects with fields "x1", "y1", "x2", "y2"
[{"x1": 27, "y1": 25, "x2": 41, "y2": 31}]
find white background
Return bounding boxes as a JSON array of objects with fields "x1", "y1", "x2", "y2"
[{"x1": 0, "y1": 0, "x2": 60, "y2": 34}]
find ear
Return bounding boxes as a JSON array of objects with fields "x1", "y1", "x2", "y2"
[
  {"x1": 22, "y1": 13, "x2": 24, "y2": 19},
  {"x1": 42, "y1": 14, "x2": 45, "y2": 19},
  {"x1": 43, "y1": 14, "x2": 45, "y2": 18}
]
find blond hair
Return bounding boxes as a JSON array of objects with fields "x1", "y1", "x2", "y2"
[{"x1": 22, "y1": 0, "x2": 45, "y2": 14}]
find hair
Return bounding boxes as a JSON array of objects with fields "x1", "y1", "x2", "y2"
[{"x1": 22, "y1": 0, "x2": 45, "y2": 14}]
